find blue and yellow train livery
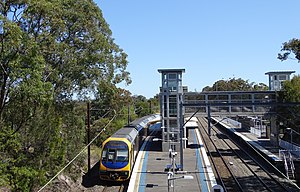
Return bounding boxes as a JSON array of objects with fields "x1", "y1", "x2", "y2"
[{"x1": 99, "y1": 114, "x2": 160, "y2": 181}]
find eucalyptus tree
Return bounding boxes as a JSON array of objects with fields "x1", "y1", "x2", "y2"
[
  {"x1": 133, "y1": 95, "x2": 150, "y2": 117},
  {"x1": 278, "y1": 38, "x2": 300, "y2": 62},
  {"x1": 1, "y1": 3, "x2": 55, "y2": 189},
  {"x1": 1, "y1": 0, "x2": 130, "y2": 190},
  {"x1": 278, "y1": 38, "x2": 300, "y2": 138},
  {"x1": 277, "y1": 76, "x2": 300, "y2": 134},
  {"x1": 202, "y1": 78, "x2": 268, "y2": 92},
  {"x1": 21, "y1": 0, "x2": 130, "y2": 99}
]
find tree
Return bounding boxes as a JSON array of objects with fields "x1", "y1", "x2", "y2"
[
  {"x1": 20, "y1": 0, "x2": 131, "y2": 100},
  {"x1": 277, "y1": 75, "x2": 300, "y2": 145},
  {"x1": 148, "y1": 96, "x2": 160, "y2": 114},
  {"x1": 0, "y1": 7, "x2": 54, "y2": 190},
  {"x1": 202, "y1": 78, "x2": 268, "y2": 92},
  {"x1": 278, "y1": 38, "x2": 300, "y2": 62},
  {"x1": 133, "y1": 95, "x2": 149, "y2": 117},
  {"x1": 90, "y1": 82, "x2": 134, "y2": 146},
  {"x1": 1, "y1": 0, "x2": 131, "y2": 190},
  {"x1": 281, "y1": 75, "x2": 300, "y2": 102}
]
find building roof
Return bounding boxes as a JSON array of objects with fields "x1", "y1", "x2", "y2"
[
  {"x1": 158, "y1": 69, "x2": 185, "y2": 73},
  {"x1": 265, "y1": 71, "x2": 295, "y2": 75}
]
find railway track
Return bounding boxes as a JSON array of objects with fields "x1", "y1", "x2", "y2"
[
  {"x1": 101, "y1": 184, "x2": 125, "y2": 192},
  {"x1": 197, "y1": 117, "x2": 298, "y2": 192}
]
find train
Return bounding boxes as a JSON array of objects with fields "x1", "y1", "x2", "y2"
[{"x1": 99, "y1": 114, "x2": 160, "y2": 181}]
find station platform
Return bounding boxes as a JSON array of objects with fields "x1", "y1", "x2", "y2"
[
  {"x1": 212, "y1": 116, "x2": 282, "y2": 162},
  {"x1": 128, "y1": 124, "x2": 216, "y2": 192}
]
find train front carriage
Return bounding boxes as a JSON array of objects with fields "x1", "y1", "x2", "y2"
[
  {"x1": 99, "y1": 114, "x2": 160, "y2": 182},
  {"x1": 99, "y1": 127, "x2": 138, "y2": 181}
]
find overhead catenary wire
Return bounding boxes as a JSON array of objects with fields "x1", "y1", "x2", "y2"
[{"x1": 38, "y1": 110, "x2": 117, "y2": 192}]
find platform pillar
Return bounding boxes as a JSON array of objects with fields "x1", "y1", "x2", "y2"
[{"x1": 270, "y1": 115, "x2": 278, "y2": 147}]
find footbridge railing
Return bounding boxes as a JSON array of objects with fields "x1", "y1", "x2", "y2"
[{"x1": 183, "y1": 91, "x2": 277, "y2": 117}]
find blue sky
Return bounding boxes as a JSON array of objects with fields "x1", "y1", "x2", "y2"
[{"x1": 97, "y1": 1, "x2": 300, "y2": 98}]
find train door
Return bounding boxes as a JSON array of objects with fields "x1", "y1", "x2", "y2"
[{"x1": 130, "y1": 147, "x2": 134, "y2": 170}]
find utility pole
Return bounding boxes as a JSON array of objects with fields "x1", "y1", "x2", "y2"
[
  {"x1": 148, "y1": 100, "x2": 152, "y2": 114},
  {"x1": 87, "y1": 102, "x2": 91, "y2": 172},
  {"x1": 128, "y1": 103, "x2": 130, "y2": 125}
]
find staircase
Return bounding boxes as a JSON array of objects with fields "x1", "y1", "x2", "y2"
[{"x1": 281, "y1": 150, "x2": 295, "y2": 180}]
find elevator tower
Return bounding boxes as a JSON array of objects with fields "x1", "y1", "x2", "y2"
[{"x1": 158, "y1": 69, "x2": 185, "y2": 152}]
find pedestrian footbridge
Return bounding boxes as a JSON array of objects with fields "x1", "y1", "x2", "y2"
[{"x1": 183, "y1": 90, "x2": 276, "y2": 117}]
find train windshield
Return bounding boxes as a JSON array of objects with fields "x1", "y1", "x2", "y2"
[
  {"x1": 102, "y1": 141, "x2": 129, "y2": 162},
  {"x1": 116, "y1": 149, "x2": 128, "y2": 161}
]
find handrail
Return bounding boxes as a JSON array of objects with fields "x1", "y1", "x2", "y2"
[{"x1": 289, "y1": 152, "x2": 295, "y2": 178}]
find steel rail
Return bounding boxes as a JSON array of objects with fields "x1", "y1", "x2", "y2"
[
  {"x1": 197, "y1": 118, "x2": 228, "y2": 192},
  {"x1": 198, "y1": 117, "x2": 243, "y2": 191},
  {"x1": 211, "y1": 118, "x2": 297, "y2": 191}
]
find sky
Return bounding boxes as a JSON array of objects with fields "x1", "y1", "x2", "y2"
[{"x1": 96, "y1": 1, "x2": 300, "y2": 99}]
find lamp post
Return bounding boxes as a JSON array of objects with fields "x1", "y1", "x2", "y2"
[
  {"x1": 153, "y1": 138, "x2": 177, "y2": 169},
  {"x1": 167, "y1": 172, "x2": 193, "y2": 192},
  {"x1": 153, "y1": 138, "x2": 193, "y2": 191}
]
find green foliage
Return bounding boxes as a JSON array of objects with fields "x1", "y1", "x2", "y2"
[
  {"x1": 0, "y1": 127, "x2": 40, "y2": 191},
  {"x1": 90, "y1": 92, "x2": 159, "y2": 147},
  {"x1": 281, "y1": 75, "x2": 300, "y2": 102},
  {"x1": 8, "y1": 166, "x2": 39, "y2": 192},
  {"x1": 1, "y1": 0, "x2": 131, "y2": 190},
  {"x1": 133, "y1": 95, "x2": 151, "y2": 117},
  {"x1": 94, "y1": 81, "x2": 130, "y2": 117},
  {"x1": 277, "y1": 75, "x2": 300, "y2": 134},
  {"x1": 202, "y1": 78, "x2": 268, "y2": 92},
  {"x1": 278, "y1": 38, "x2": 300, "y2": 62},
  {"x1": 148, "y1": 96, "x2": 160, "y2": 113},
  {"x1": 92, "y1": 117, "x2": 125, "y2": 147},
  {"x1": 0, "y1": 127, "x2": 20, "y2": 188},
  {"x1": 60, "y1": 102, "x2": 86, "y2": 160},
  {"x1": 20, "y1": 0, "x2": 131, "y2": 100}
]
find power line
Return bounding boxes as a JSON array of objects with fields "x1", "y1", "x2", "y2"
[{"x1": 38, "y1": 110, "x2": 117, "y2": 192}]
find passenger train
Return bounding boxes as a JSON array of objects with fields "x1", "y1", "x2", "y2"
[{"x1": 99, "y1": 114, "x2": 160, "y2": 181}]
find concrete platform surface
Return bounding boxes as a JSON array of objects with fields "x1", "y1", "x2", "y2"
[{"x1": 128, "y1": 128, "x2": 211, "y2": 192}]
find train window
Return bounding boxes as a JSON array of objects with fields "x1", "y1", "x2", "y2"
[
  {"x1": 101, "y1": 150, "x2": 107, "y2": 160},
  {"x1": 116, "y1": 149, "x2": 128, "y2": 162},
  {"x1": 102, "y1": 141, "x2": 128, "y2": 162},
  {"x1": 108, "y1": 149, "x2": 116, "y2": 161}
]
